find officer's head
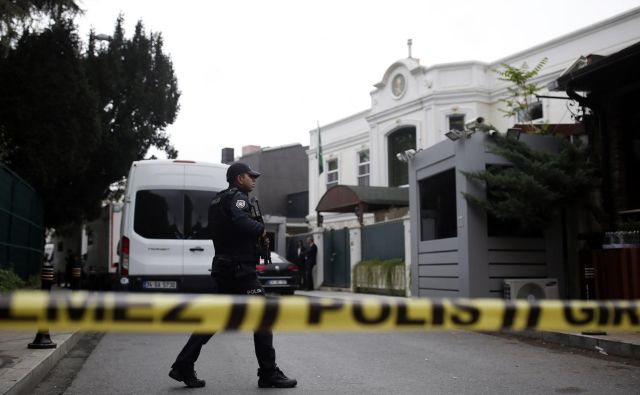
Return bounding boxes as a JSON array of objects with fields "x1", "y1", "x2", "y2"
[{"x1": 226, "y1": 162, "x2": 261, "y2": 192}]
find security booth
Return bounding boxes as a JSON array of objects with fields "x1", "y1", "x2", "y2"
[{"x1": 408, "y1": 132, "x2": 567, "y2": 299}]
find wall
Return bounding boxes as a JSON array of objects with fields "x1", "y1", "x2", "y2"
[
  {"x1": 0, "y1": 164, "x2": 44, "y2": 281},
  {"x1": 241, "y1": 144, "x2": 309, "y2": 217}
]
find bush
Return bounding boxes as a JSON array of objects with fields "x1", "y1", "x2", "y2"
[
  {"x1": 0, "y1": 268, "x2": 26, "y2": 291},
  {"x1": 353, "y1": 259, "x2": 405, "y2": 296}
]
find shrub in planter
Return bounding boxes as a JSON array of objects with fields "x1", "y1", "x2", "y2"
[{"x1": 353, "y1": 259, "x2": 405, "y2": 296}]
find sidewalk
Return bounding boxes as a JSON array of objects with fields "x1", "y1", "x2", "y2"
[
  {"x1": 0, "y1": 286, "x2": 82, "y2": 395},
  {"x1": 298, "y1": 289, "x2": 640, "y2": 360},
  {"x1": 0, "y1": 330, "x2": 81, "y2": 395}
]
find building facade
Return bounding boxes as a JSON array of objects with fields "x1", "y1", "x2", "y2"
[
  {"x1": 306, "y1": 7, "x2": 640, "y2": 228},
  {"x1": 305, "y1": 7, "x2": 640, "y2": 293}
]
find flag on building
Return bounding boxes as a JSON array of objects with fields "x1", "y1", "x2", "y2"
[{"x1": 316, "y1": 121, "x2": 323, "y2": 174}]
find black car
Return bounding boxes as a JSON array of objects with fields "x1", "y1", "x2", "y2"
[{"x1": 256, "y1": 252, "x2": 300, "y2": 295}]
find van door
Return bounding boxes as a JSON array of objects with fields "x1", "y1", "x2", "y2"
[
  {"x1": 183, "y1": 190, "x2": 217, "y2": 275},
  {"x1": 130, "y1": 189, "x2": 184, "y2": 276}
]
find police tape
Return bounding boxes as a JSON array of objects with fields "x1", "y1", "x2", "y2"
[{"x1": 0, "y1": 291, "x2": 638, "y2": 333}]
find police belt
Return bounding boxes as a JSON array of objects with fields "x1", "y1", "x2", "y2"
[{"x1": 1, "y1": 291, "x2": 639, "y2": 333}]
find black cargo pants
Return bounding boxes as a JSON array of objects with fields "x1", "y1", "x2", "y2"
[{"x1": 171, "y1": 261, "x2": 276, "y2": 372}]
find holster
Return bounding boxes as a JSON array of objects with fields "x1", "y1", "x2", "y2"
[{"x1": 211, "y1": 255, "x2": 256, "y2": 279}]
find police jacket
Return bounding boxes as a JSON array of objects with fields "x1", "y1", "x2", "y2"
[{"x1": 208, "y1": 187, "x2": 264, "y2": 264}]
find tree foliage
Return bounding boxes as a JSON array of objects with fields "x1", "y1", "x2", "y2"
[
  {"x1": 463, "y1": 135, "x2": 598, "y2": 230},
  {"x1": 0, "y1": 20, "x2": 100, "y2": 226},
  {"x1": 0, "y1": 0, "x2": 81, "y2": 57},
  {"x1": 496, "y1": 57, "x2": 548, "y2": 133},
  {"x1": 463, "y1": 59, "x2": 599, "y2": 231},
  {"x1": 0, "y1": 15, "x2": 180, "y2": 228},
  {"x1": 84, "y1": 16, "x2": 180, "y2": 203}
]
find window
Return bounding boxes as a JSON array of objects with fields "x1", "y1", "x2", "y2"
[
  {"x1": 517, "y1": 101, "x2": 543, "y2": 122},
  {"x1": 448, "y1": 114, "x2": 465, "y2": 131},
  {"x1": 134, "y1": 189, "x2": 221, "y2": 240},
  {"x1": 358, "y1": 150, "x2": 370, "y2": 186},
  {"x1": 388, "y1": 127, "x2": 416, "y2": 186},
  {"x1": 134, "y1": 190, "x2": 184, "y2": 239},
  {"x1": 184, "y1": 190, "x2": 218, "y2": 240},
  {"x1": 326, "y1": 159, "x2": 338, "y2": 189},
  {"x1": 419, "y1": 169, "x2": 457, "y2": 241}
]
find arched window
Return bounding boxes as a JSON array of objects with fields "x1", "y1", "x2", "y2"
[{"x1": 388, "y1": 127, "x2": 416, "y2": 186}]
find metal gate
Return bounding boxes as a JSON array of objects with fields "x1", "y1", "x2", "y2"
[
  {"x1": 362, "y1": 220, "x2": 405, "y2": 261},
  {"x1": 323, "y1": 227, "x2": 350, "y2": 288}
]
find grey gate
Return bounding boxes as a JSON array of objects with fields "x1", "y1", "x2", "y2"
[
  {"x1": 323, "y1": 227, "x2": 350, "y2": 288},
  {"x1": 362, "y1": 220, "x2": 405, "y2": 261}
]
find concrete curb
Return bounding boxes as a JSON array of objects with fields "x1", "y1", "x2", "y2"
[
  {"x1": 1, "y1": 331, "x2": 82, "y2": 395},
  {"x1": 503, "y1": 329, "x2": 640, "y2": 360}
]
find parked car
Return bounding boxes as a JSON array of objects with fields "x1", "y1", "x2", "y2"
[{"x1": 256, "y1": 252, "x2": 300, "y2": 295}]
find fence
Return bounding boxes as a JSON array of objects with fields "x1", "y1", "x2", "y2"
[
  {"x1": 362, "y1": 219, "x2": 405, "y2": 261},
  {"x1": 0, "y1": 164, "x2": 44, "y2": 280},
  {"x1": 354, "y1": 220, "x2": 406, "y2": 295}
]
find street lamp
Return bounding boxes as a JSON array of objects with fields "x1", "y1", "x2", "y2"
[
  {"x1": 445, "y1": 129, "x2": 476, "y2": 141},
  {"x1": 93, "y1": 33, "x2": 112, "y2": 42}
]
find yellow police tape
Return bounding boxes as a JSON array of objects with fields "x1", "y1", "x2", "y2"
[{"x1": 0, "y1": 291, "x2": 638, "y2": 333}]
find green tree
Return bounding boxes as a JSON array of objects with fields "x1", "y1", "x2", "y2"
[
  {"x1": 463, "y1": 59, "x2": 599, "y2": 231},
  {"x1": 0, "y1": 0, "x2": 81, "y2": 57},
  {"x1": 84, "y1": 16, "x2": 180, "y2": 203},
  {"x1": 463, "y1": 135, "x2": 598, "y2": 231},
  {"x1": 496, "y1": 57, "x2": 548, "y2": 133},
  {"x1": 0, "y1": 15, "x2": 180, "y2": 227},
  {"x1": 0, "y1": 20, "x2": 101, "y2": 227}
]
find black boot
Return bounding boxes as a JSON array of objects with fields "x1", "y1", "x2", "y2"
[
  {"x1": 257, "y1": 366, "x2": 297, "y2": 388},
  {"x1": 169, "y1": 368, "x2": 206, "y2": 388}
]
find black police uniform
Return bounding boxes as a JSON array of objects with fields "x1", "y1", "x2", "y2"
[{"x1": 171, "y1": 187, "x2": 275, "y2": 373}]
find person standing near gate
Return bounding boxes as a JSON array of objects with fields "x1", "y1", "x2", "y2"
[
  {"x1": 304, "y1": 237, "x2": 317, "y2": 291},
  {"x1": 294, "y1": 240, "x2": 306, "y2": 289},
  {"x1": 168, "y1": 162, "x2": 297, "y2": 389}
]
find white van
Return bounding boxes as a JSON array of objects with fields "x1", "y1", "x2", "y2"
[{"x1": 117, "y1": 160, "x2": 228, "y2": 292}]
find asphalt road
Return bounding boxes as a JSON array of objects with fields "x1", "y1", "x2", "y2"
[{"x1": 34, "y1": 329, "x2": 640, "y2": 394}]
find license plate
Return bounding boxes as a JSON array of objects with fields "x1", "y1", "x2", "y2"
[
  {"x1": 143, "y1": 280, "x2": 177, "y2": 289},
  {"x1": 267, "y1": 280, "x2": 287, "y2": 285}
]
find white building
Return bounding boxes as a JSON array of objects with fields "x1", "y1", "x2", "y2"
[{"x1": 306, "y1": 7, "x2": 640, "y2": 229}]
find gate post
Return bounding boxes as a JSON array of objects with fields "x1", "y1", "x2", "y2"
[
  {"x1": 403, "y1": 216, "x2": 412, "y2": 297},
  {"x1": 312, "y1": 228, "x2": 324, "y2": 289},
  {"x1": 348, "y1": 225, "x2": 362, "y2": 291}
]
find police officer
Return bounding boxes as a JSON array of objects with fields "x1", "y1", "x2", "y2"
[{"x1": 169, "y1": 162, "x2": 297, "y2": 389}]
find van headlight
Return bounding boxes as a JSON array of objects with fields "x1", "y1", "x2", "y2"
[{"x1": 120, "y1": 277, "x2": 130, "y2": 285}]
